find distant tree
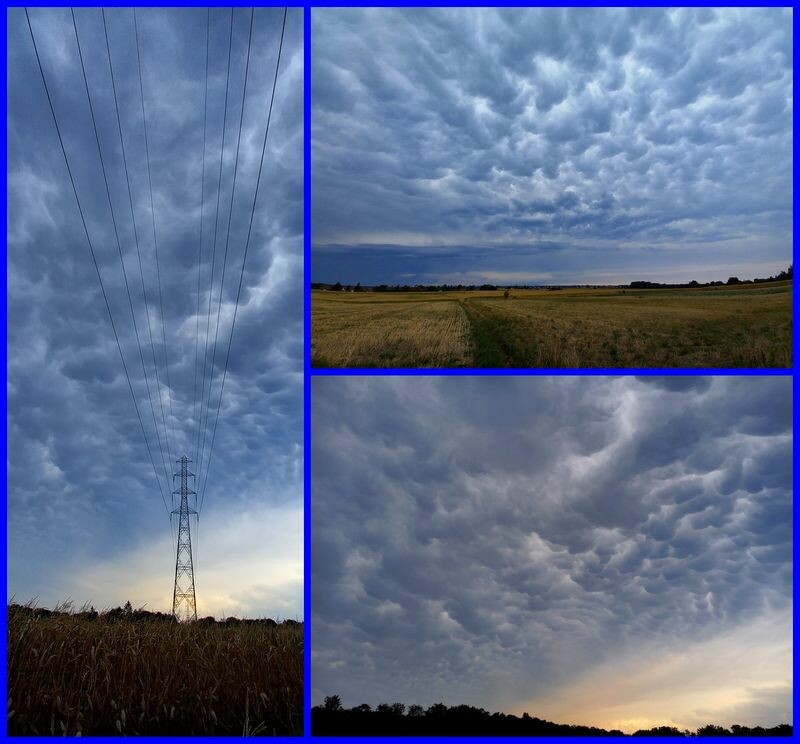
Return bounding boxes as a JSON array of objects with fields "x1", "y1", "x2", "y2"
[
  {"x1": 123, "y1": 600, "x2": 133, "y2": 616},
  {"x1": 354, "y1": 282, "x2": 363, "y2": 292},
  {"x1": 389, "y1": 703, "x2": 406, "y2": 716},
  {"x1": 689, "y1": 280, "x2": 699, "y2": 287},
  {"x1": 697, "y1": 724, "x2": 732, "y2": 736},
  {"x1": 633, "y1": 725, "x2": 685, "y2": 736},
  {"x1": 408, "y1": 705, "x2": 424, "y2": 717},
  {"x1": 323, "y1": 695, "x2": 342, "y2": 712},
  {"x1": 332, "y1": 282, "x2": 343, "y2": 292},
  {"x1": 726, "y1": 276, "x2": 741, "y2": 285},
  {"x1": 353, "y1": 703, "x2": 372, "y2": 713}
]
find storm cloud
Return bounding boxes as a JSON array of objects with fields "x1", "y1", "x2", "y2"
[
  {"x1": 312, "y1": 8, "x2": 792, "y2": 285},
  {"x1": 7, "y1": 7, "x2": 303, "y2": 618},
  {"x1": 311, "y1": 377, "x2": 792, "y2": 731}
]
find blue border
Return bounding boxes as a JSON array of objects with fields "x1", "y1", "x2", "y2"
[
  {"x1": 4, "y1": 2, "x2": 797, "y2": 743},
  {"x1": 2, "y1": 4, "x2": 8, "y2": 744},
  {"x1": 303, "y1": 4, "x2": 312, "y2": 740}
]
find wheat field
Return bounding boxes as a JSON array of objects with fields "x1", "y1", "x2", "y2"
[
  {"x1": 312, "y1": 282, "x2": 792, "y2": 368},
  {"x1": 312, "y1": 296, "x2": 472, "y2": 367},
  {"x1": 7, "y1": 605, "x2": 303, "y2": 736}
]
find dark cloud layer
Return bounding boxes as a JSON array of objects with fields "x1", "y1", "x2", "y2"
[
  {"x1": 312, "y1": 377, "x2": 792, "y2": 727},
  {"x1": 312, "y1": 8, "x2": 792, "y2": 284},
  {"x1": 7, "y1": 7, "x2": 303, "y2": 616}
]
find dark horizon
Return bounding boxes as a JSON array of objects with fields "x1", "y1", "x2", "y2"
[
  {"x1": 311, "y1": 697, "x2": 793, "y2": 737},
  {"x1": 311, "y1": 265, "x2": 793, "y2": 290}
]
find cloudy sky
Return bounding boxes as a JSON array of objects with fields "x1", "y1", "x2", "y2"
[
  {"x1": 7, "y1": 7, "x2": 303, "y2": 619},
  {"x1": 312, "y1": 377, "x2": 792, "y2": 732},
  {"x1": 312, "y1": 8, "x2": 793, "y2": 286}
]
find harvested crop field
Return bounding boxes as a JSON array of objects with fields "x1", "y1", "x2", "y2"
[
  {"x1": 6, "y1": 605, "x2": 303, "y2": 736},
  {"x1": 312, "y1": 296, "x2": 472, "y2": 367},
  {"x1": 311, "y1": 282, "x2": 792, "y2": 368}
]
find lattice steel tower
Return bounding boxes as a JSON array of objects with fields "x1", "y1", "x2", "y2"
[{"x1": 172, "y1": 455, "x2": 197, "y2": 622}]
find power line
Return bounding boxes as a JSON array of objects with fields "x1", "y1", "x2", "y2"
[
  {"x1": 134, "y1": 8, "x2": 176, "y2": 465},
  {"x1": 196, "y1": 8, "x2": 234, "y2": 490},
  {"x1": 71, "y1": 8, "x2": 172, "y2": 493},
  {"x1": 24, "y1": 6, "x2": 170, "y2": 519},
  {"x1": 192, "y1": 8, "x2": 211, "y2": 470},
  {"x1": 102, "y1": 7, "x2": 173, "y2": 493},
  {"x1": 200, "y1": 7, "x2": 288, "y2": 510},
  {"x1": 197, "y1": 7, "x2": 254, "y2": 493}
]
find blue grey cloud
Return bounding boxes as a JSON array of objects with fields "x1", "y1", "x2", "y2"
[
  {"x1": 312, "y1": 8, "x2": 792, "y2": 285},
  {"x1": 311, "y1": 377, "x2": 792, "y2": 728},
  {"x1": 7, "y1": 7, "x2": 303, "y2": 618}
]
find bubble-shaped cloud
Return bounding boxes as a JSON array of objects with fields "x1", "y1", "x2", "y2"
[{"x1": 312, "y1": 376, "x2": 792, "y2": 729}]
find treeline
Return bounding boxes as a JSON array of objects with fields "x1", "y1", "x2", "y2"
[
  {"x1": 311, "y1": 266, "x2": 792, "y2": 293},
  {"x1": 312, "y1": 698, "x2": 792, "y2": 737},
  {"x1": 629, "y1": 265, "x2": 792, "y2": 290},
  {"x1": 310, "y1": 281, "x2": 506, "y2": 292},
  {"x1": 9, "y1": 602, "x2": 301, "y2": 627}
]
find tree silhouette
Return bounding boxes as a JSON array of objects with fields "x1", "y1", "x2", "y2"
[
  {"x1": 312, "y1": 697, "x2": 793, "y2": 737},
  {"x1": 697, "y1": 724, "x2": 732, "y2": 736}
]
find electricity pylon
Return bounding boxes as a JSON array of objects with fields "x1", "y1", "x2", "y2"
[{"x1": 172, "y1": 455, "x2": 197, "y2": 622}]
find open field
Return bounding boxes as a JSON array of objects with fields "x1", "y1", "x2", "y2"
[
  {"x1": 312, "y1": 296, "x2": 472, "y2": 367},
  {"x1": 312, "y1": 282, "x2": 792, "y2": 368},
  {"x1": 7, "y1": 605, "x2": 303, "y2": 736}
]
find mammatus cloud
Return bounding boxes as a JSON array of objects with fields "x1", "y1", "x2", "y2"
[
  {"x1": 312, "y1": 8, "x2": 792, "y2": 284},
  {"x1": 7, "y1": 7, "x2": 303, "y2": 619},
  {"x1": 311, "y1": 377, "x2": 792, "y2": 731}
]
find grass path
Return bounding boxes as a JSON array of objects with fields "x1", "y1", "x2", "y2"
[{"x1": 312, "y1": 283, "x2": 792, "y2": 368}]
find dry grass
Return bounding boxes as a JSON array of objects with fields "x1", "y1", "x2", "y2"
[
  {"x1": 311, "y1": 283, "x2": 792, "y2": 368},
  {"x1": 7, "y1": 605, "x2": 303, "y2": 736},
  {"x1": 466, "y1": 286, "x2": 791, "y2": 367},
  {"x1": 312, "y1": 297, "x2": 472, "y2": 367}
]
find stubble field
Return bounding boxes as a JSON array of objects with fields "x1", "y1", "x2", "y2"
[{"x1": 312, "y1": 282, "x2": 792, "y2": 368}]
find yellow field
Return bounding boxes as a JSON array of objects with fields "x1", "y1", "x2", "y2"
[
  {"x1": 312, "y1": 296, "x2": 472, "y2": 367},
  {"x1": 311, "y1": 282, "x2": 792, "y2": 368}
]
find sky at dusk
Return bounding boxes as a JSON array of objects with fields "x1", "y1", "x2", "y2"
[
  {"x1": 7, "y1": 7, "x2": 303, "y2": 620},
  {"x1": 312, "y1": 376, "x2": 792, "y2": 732},
  {"x1": 312, "y1": 8, "x2": 792, "y2": 286}
]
